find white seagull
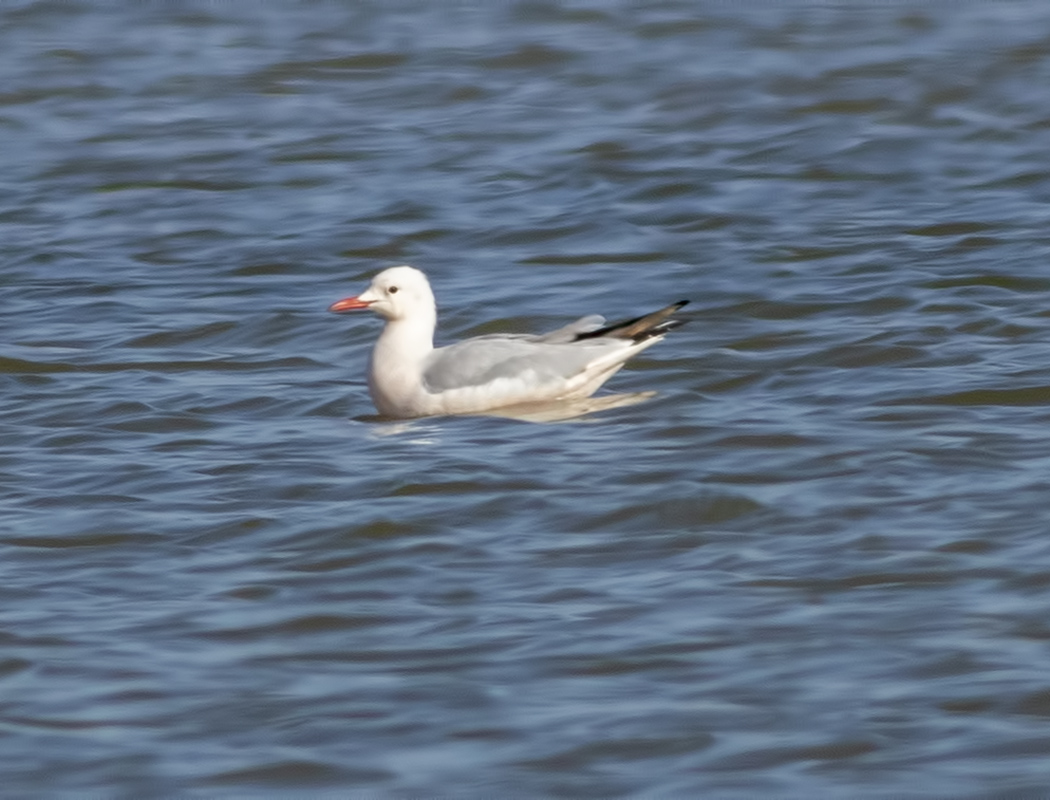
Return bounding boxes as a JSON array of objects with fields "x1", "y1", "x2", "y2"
[{"x1": 329, "y1": 266, "x2": 687, "y2": 419}]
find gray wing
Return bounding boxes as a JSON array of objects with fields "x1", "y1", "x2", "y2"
[
  {"x1": 421, "y1": 305, "x2": 687, "y2": 395},
  {"x1": 534, "y1": 314, "x2": 605, "y2": 343},
  {"x1": 421, "y1": 333, "x2": 611, "y2": 393}
]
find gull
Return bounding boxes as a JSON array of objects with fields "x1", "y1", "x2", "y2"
[{"x1": 329, "y1": 266, "x2": 686, "y2": 419}]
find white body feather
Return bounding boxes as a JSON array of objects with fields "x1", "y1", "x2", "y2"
[{"x1": 330, "y1": 266, "x2": 682, "y2": 418}]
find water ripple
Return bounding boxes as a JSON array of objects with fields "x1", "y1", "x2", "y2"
[{"x1": 4, "y1": 2, "x2": 1050, "y2": 797}]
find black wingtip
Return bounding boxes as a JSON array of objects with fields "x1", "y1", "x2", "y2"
[{"x1": 572, "y1": 300, "x2": 691, "y2": 343}]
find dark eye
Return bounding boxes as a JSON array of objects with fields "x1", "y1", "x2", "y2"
[{"x1": 388, "y1": 286, "x2": 399, "y2": 294}]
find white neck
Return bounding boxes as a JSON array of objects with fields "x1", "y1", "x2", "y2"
[{"x1": 367, "y1": 311, "x2": 436, "y2": 416}]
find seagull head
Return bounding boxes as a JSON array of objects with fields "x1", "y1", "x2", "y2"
[{"x1": 329, "y1": 265, "x2": 435, "y2": 322}]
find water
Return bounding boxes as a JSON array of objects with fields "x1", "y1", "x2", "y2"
[{"x1": 4, "y1": 1, "x2": 1050, "y2": 796}]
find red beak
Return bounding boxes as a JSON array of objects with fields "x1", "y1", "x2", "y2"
[{"x1": 328, "y1": 295, "x2": 372, "y2": 313}]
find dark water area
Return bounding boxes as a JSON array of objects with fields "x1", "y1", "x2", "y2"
[{"x1": 4, "y1": 1, "x2": 1050, "y2": 796}]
